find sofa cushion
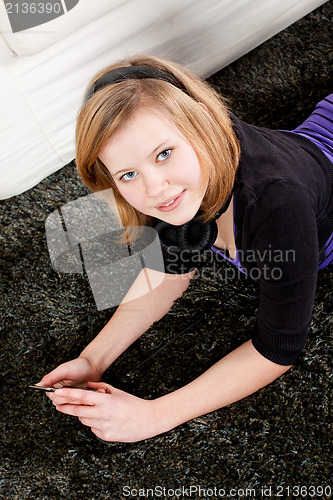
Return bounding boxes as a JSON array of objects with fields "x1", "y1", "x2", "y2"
[
  {"x1": 0, "y1": 0, "x2": 328, "y2": 198},
  {"x1": 0, "y1": 0, "x2": 118, "y2": 55}
]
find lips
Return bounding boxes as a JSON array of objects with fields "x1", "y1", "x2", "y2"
[{"x1": 157, "y1": 190, "x2": 185, "y2": 212}]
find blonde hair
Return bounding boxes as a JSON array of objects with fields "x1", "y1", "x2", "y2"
[{"x1": 76, "y1": 54, "x2": 240, "y2": 237}]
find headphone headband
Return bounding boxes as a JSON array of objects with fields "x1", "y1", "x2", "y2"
[{"x1": 84, "y1": 65, "x2": 187, "y2": 101}]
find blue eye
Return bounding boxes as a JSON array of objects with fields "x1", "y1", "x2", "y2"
[
  {"x1": 121, "y1": 171, "x2": 138, "y2": 182},
  {"x1": 157, "y1": 149, "x2": 171, "y2": 162}
]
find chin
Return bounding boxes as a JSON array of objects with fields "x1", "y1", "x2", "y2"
[
  {"x1": 172, "y1": 216, "x2": 194, "y2": 226},
  {"x1": 165, "y1": 211, "x2": 198, "y2": 226}
]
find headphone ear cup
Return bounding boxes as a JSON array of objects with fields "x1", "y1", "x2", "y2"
[
  {"x1": 177, "y1": 216, "x2": 218, "y2": 251},
  {"x1": 152, "y1": 219, "x2": 180, "y2": 252},
  {"x1": 152, "y1": 214, "x2": 218, "y2": 253}
]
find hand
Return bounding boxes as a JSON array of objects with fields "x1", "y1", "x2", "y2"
[
  {"x1": 50, "y1": 382, "x2": 161, "y2": 443},
  {"x1": 36, "y1": 357, "x2": 102, "y2": 390}
]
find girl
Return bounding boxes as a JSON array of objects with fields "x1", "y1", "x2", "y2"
[{"x1": 38, "y1": 55, "x2": 333, "y2": 443}]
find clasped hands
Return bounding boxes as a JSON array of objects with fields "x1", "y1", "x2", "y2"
[{"x1": 37, "y1": 357, "x2": 163, "y2": 443}]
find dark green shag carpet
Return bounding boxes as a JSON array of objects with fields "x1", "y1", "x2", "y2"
[{"x1": 1, "y1": 3, "x2": 332, "y2": 499}]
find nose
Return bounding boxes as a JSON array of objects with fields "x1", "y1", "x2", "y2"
[{"x1": 143, "y1": 169, "x2": 169, "y2": 198}]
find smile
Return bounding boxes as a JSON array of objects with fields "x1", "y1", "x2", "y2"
[{"x1": 157, "y1": 190, "x2": 185, "y2": 212}]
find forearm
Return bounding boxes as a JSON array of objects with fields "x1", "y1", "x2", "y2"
[
  {"x1": 50, "y1": 338, "x2": 292, "y2": 443},
  {"x1": 80, "y1": 268, "x2": 194, "y2": 373},
  {"x1": 154, "y1": 340, "x2": 292, "y2": 433}
]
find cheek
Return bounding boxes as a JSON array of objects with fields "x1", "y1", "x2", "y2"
[
  {"x1": 179, "y1": 150, "x2": 204, "y2": 187},
  {"x1": 116, "y1": 184, "x2": 144, "y2": 210}
]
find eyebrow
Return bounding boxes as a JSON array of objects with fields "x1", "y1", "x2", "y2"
[{"x1": 113, "y1": 141, "x2": 170, "y2": 176}]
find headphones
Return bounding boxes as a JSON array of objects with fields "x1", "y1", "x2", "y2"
[
  {"x1": 152, "y1": 211, "x2": 218, "y2": 253},
  {"x1": 151, "y1": 192, "x2": 233, "y2": 254}
]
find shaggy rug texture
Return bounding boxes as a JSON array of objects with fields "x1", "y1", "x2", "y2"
[{"x1": 1, "y1": 2, "x2": 332, "y2": 499}]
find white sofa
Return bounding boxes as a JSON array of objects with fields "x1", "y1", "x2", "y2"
[{"x1": 0, "y1": 0, "x2": 327, "y2": 199}]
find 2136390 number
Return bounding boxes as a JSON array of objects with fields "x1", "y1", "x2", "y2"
[
  {"x1": 5, "y1": 2, "x2": 62, "y2": 15},
  {"x1": 276, "y1": 485, "x2": 331, "y2": 497}
]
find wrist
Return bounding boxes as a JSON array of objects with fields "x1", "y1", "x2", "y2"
[
  {"x1": 78, "y1": 351, "x2": 105, "y2": 378},
  {"x1": 151, "y1": 394, "x2": 186, "y2": 436}
]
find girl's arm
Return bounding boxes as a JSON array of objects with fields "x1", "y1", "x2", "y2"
[
  {"x1": 50, "y1": 339, "x2": 291, "y2": 443},
  {"x1": 80, "y1": 267, "x2": 195, "y2": 372},
  {"x1": 155, "y1": 339, "x2": 292, "y2": 431},
  {"x1": 39, "y1": 267, "x2": 195, "y2": 387}
]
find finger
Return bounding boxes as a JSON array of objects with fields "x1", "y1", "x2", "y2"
[
  {"x1": 53, "y1": 388, "x2": 108, "y2": 406},
  {"x1": 38, "y1": 370, "x2": 67, "y2": 388},
  {"x1": 53, "y1": 397, "x2": 93, "y2": 406},
  {"x1": 55, "y1": 403, "x2": 99, "y2": 418},
  {"x1": 90, "y1": 427, "x2": 110, "y2": 442},
  {"x1": 87, "y1": 381, "x2": 113, "y2": 394},
  {"x1": 52, "y1": 392, "x2": 95, "y2": 406},
  {"x1": 78, "y1": 416, "x2": 100, "y2": 426}
]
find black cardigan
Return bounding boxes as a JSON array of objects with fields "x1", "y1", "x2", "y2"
[
  {"x1": 231, "y1": 115, "x2": 333, "y2": 365},
  {"x1": 148, "y1": 115, "x2": 333, "y2": 365}
]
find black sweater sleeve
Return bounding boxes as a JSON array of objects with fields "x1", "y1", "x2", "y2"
[{"x1": 247, "y1": 180, "x2": 319, "y2": 365}]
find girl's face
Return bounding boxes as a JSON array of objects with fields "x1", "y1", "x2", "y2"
[{"x1": 98, "y1": 107, "x2": 207, "y2": 225}]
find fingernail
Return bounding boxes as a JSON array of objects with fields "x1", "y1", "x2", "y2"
[{"x1": 55, "y1": 389, "x2": 63, "y2": 395}]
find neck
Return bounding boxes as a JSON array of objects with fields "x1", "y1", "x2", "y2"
[{"x1": 214, "y1": 196, "x2": 236, "y2": 259}]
